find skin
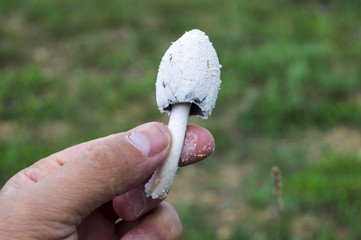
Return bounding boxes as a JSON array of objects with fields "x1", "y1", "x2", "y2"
[{"x1": 0, "y1": 122, "x2": 215, "y2": 240}]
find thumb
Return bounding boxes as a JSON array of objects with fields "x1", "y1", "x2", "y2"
[{"x1": 29, "y1": 122, "x2": 171, "y2": 221}]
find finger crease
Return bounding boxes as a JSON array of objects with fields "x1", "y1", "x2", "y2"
[
  {"x1": 23, "y1": 168, "x2": 38, "y2": 183},
  {"x1": 54, "y1": 156, "x2": 65, "y2": 167}
]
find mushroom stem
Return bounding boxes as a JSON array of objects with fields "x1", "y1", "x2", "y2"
[{"x1": 145, "y1": 103, "x2": 191, "y2": 199}]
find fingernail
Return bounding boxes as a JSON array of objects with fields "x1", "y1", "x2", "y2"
[
  {"x1": 126, "y1": 189, "x2": 147, "y2": 218},
  {"x1": 128, "y1": 124, "x2": 169, "y2": 157}
]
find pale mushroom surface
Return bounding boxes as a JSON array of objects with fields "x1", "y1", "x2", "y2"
[
  {"x1": 156, "y1": 29, "x2": 221, "y2": 119},
  {"x1": 145, "y1": 29, "x2": 221, "y2": 199}
]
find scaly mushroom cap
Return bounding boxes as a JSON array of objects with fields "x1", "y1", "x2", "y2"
[{"x1": 156, "y1": 29, "x2": 221, "y2": 119}]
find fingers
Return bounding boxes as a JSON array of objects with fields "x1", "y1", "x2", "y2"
[
  {"x1": 113, "y1": 126, "x2": 215, "y2": 221},
  {"x1": 179, "y1": 125, "x2": 215, "y2": 166},
  {"x1": 113, "y1": 186, "x2": 162, "y2": 221},
  {"x1": 118, "y1": 202, "x2": 182, "y2": 240},
  {"x1": 52, "y1": 125, "x2": 213, "y2": 168},
  {"x1": 25, "y1": 122, "x2": 172, "y2": 221},
  {"x1": 0, "y1": 124, "x2": 214, "y2": 199},
  {"x1": 0, "y1": 122, "x2": 215, "y2": 227}
]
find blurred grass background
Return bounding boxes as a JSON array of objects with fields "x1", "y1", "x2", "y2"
[{"x1": 1, "y1": 0, "x2": 361, "y2": 239}]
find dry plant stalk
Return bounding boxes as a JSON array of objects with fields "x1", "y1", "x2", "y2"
[
  {"x1": 271, "y1": 166, "x2": 283, "y2": 240},
  {"x1": 272, "y1": 166, "x2": 283, "y2": 213}
]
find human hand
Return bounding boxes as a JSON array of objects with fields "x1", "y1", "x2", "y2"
[{"x1": 0, "y1": 122, "x2": 215, "y2": 239}]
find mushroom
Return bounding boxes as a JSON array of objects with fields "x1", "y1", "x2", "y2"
[{"x1": 144, "y1": 29, "x2": 221, "y2": 199}]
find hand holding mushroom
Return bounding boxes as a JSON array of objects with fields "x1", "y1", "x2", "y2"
[
  {"x1": 0, "y1": 29, "x2": 220, "y2": 239},
  {"x1": 145, "y1": 29, "x2": 222, "y2": 199},
  {"x1": 0, "y1": 122, "x2": 215, "y2": 239}
]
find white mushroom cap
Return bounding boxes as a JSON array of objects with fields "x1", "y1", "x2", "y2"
[{"x1": 156, "y1": 29, "x2": 221, "y2": 119}]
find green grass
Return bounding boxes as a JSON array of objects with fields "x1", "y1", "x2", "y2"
[
  {"x1": 0, "y1": 65, "x2": 64, "y2": 120},
  {"x1": 243, "y1": 153, "x2": 361, "y2": 239},
  {"x1": 1, "y1": 0, "x2": 361, "y2": 239},
  {"x1": 178, "y1": 203, "x2": 218, "y2": 240},
  {"x1": 288, "y1": 154, "x2": 361, "y2": 238},
  {"x1": 289, "y1": 154, "x2": 361, "y2": 212},
  {"x1": 0, "y1": 25, "x2": 22, "y2": 66}
]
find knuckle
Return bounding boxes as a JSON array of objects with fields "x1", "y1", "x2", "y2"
[{"x1": 22, "y1": 167, "x2": 37, "y2": 183}]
